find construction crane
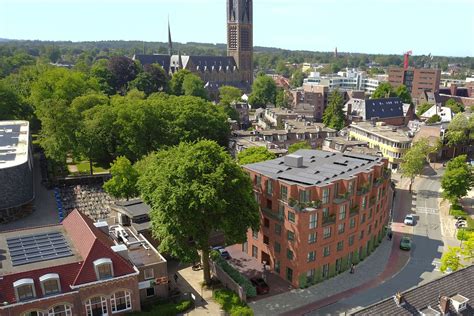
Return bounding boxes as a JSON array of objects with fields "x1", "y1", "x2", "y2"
[{"x1": 403, "y1": 50, "x2": 412, "y2": 70}]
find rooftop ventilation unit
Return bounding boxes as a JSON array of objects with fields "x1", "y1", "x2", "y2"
[{"x1": 284, "y1": 155, "x2": 303, "y2": 168}]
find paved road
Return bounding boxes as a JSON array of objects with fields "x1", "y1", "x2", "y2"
[{"x1": 306, "y1": 171, "x2": 445, "y2": 315}]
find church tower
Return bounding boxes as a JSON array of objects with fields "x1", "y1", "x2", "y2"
[{"x1": 227, "y1": 0, "x2": 253, "y2": 84}]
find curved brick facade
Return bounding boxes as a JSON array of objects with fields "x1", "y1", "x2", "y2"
[{"x1": 0, "y1": 159, "x2": 34, "y2": 211}]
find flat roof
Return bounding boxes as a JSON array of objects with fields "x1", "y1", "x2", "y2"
[
  {"x1": 350, "y1": 122, "x2": 412, "y2": 143},
  {"x1": 0, "y1": 120, "x2": 30, "y2": 169},
  {"x1": 244, "y1": 149, "x2": 384, "y2": 187},
  {"x1": 0, "y1": 225, "x2": 82, "y2": 275},
  {"x1": 114, "y1": 199, "x2": 151, "y2": 218}
]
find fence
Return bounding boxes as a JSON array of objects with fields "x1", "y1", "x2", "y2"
[{"x1": 210, "y1": 260, "x2": 247, "y2": 303}]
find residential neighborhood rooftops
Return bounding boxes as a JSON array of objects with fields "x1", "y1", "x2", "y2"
[
  {"x1": 244, "y1": 149, "x2": 384, "y2": 186},
  {"x1": 350, "y1": 121, "x2": 412, "y2": 143}
]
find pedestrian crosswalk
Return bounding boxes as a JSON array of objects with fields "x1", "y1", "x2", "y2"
[{"x1": 415, "y1": 207, "x2": 438, "y2": 214}]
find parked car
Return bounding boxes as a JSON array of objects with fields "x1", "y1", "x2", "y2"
[
  {"x1": 250, "y1": 277, "x2": 269, "y2": 295},
  {"x1": 400, "y1": 236, "x2": 412, "y2": 250},
  {"x1": 404, "y1": 214, "x2": 415, "y2": 226},
  {"x1": 455, "y1": 220, "x2": 467, "y2": 228},
  {"x1": 212, "y1": 246, "x2": 231, "y2": 260}
]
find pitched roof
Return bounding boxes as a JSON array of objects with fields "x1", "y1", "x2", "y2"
[
  {"x1": 352, "y1": 265, "x2": 474, "y2": 316},
  {"x1": 364, "y1": 97, "x2": 404, "y2": 120},
  {"x1": 133, "y1": 54, "x2": 171, "y2": 73}
]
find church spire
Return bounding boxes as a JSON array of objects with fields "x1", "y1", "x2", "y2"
[{"x1": 168, "y1": 17, "x2": 173, "y2": 56}]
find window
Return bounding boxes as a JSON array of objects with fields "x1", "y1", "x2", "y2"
[
  {"x1": 278, "y1": 203, "x2": 285, "y2": 220},
  {"x1": 144, "y1": 268, "x2": 154, "y2": 280},
  {"x1": 48, "y1": 305, "x2": 72, "y2": 316},
  {"x1": 287, "y1": 249, "x2": 294, "y2": 260},
  {"x1": 94, "y1": 258, "x2": 114, "y2": 280},
  {"x1": 322, "y1": 207, "x2": 329, "y2": 218},
  {"x1": 266, "y1": 180, "x2": 273, "y2": 195},
  {"x1": 322, "y1": 188, "x2": 329, "y2": 204},
  {"x1": 288, "y1": 211, "x2": 296, "y2": 223},
  {"x1": 308, "y1": 232, "x2": 317, "y2": 244},
  {"x1": 369, "y1": 208, "x2": 373, "y2": 219},
  {"x1": 111, "y1": 290, "x2": 132, "y2": 313},
  {"x1": 275, "y1": 223, "x2": 282, "y2": 235},
  {"x1": 280, "y1": 185, "x2": 288, "y2": 201},
  {"x1": 274, "y1": 242, "x2": 281, "y2": 253},
  {"x1": 333, "y1": 182, "x2": 339, "y2": 198},
  {"x1": 350, "y1": 217, "x2": 356, "y2": 229},
  {"x1": 322, "y1": 264, "x2": 329, "y2": 278},
  {"x1": 263, "y1": 235, "x2": 269, "y2": 245},
  {"x1": 287, "y1": 230, "x2": 295, "y2": 242},
  {"x1": 286, "y1": 267, "x2": 293, "y2": 282},
  {"x1": 275, "y1": 260, "x2": 281, "y2": 273},
  {"x1": 338, "y1": 223, "x2": 345, "y2": 234},
  {"x1": 337, "y1": 241, "x2": 344, "y2": 251},
  {"x1": 323, "y1": 246, "x2": 330, "y2": 257},
  {"x1": 361, "y1": 196, "x2": 366, "y2": 209},
  {"x1": 252, "y1": 245, "x2": 258, "y2": 258},
  {"x1": 307, "y1": 269, "x2": 315, "y2": 283},
  {"x1": 146, "y1": 287, "x2": 155, "y2": 297},
  {"x1": 307, "y1": 251, "x2": 316, "y2": 262},
  {"x1": 255, "y1": 175, "x2": 261, "y2": 186},
  {"x1": 348, "y1": 181, "x2": 354, "y2": 195},
  {"x1": 368, "y1": 224, "x2": 372, "y2": 235},
  {"x1": 252, "y1": 229, "x2": 258, "y2": 239},
  {"x1": 39, "y1": 274, "x2": 60, "y2": 296},
  {"x1": 323, "y1": 226, "x2": 331, "y2": 239},
  {"x1": 14, "y1": 279, "x2": 36, "y2": 301},
  {"x1": 339, "y1": 205, "x2": 346, "y2": 220},
  {"x1": 349, "y1": 235, "x2": 355, "y2": 246},
  {"x1": 360, "y1": 213, "x2": 366, "y2": 224},
  {"x1": 23, "y1": 312, "x2": 44, "y2": 316},
  {"x1": 360, "y1": 230, "x2": 364, "y2": 240},
  {"x1": 85, "y1": 296, "x2": 107, "y2": 316},
  {"x1": 309, "y1": 213, "x2": 318, "y2": 229},
  {"x1": 299, "y1": 189, "x2": 310, "y2": 203}
]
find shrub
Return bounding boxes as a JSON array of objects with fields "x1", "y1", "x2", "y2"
[
  {"x1": 130, "y1": 299, "x2": 193, "y2": 316},
  {"x1": 426, "y1": 114, "x2": 441, "y2": 124},
  {"x1": 457, "y1": 229, "x2": 473, "y2": 241},
  {"x1": 213, "y1": 289, "x2": 254, "y2": 316},
  {"x1": 450, "y1": 203, "x2": 467, "y2": 217},
  {"x1": 212, "y1": 254, "x2": 257, "y2": 297}
]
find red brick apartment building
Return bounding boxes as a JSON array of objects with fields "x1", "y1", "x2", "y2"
[
  {"x1": 0, "y1": 210, "x2": 166, "y2": 316},
  {"x1": 243, "y1": 150, "x2": 391, "y2": 288},
  {"x1": 388, "y1": 67, "x2": 441, "y2": 98}
]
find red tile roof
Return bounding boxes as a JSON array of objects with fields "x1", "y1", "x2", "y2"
[{"x1": 0, "y1": 210, "x2": 136, "y2": 304}]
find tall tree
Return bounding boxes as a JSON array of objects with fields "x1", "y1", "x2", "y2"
[
  {"x1": 107, "y1": 56, "x2": 139, "y2": 94},
  {"x1": 169, "y1": 69, "x2": 191, "y2": 96},
  {"x1": 248, "y1": 74, "x2": 277, "y2": 108},
  {"x1": 322, "y1": 89, "x2": 345, "y2": 131},
  {"x1": 275, "y1": 60, "x2": 290, "y2": 78},
  {"x1": 237, "y1": 146, "x2": 276, "y2": 165},
  {"x1": 138, "y1": 140, "x2": 259, "y2": 284},
  {"x1": 445, "y1": 113, "x2": 469, "y2": 157},
  {"x1": 90, "y1": 59, "x2": 115, "y2": 95},
  {"x1": 288, "y1": 141, "x2": 312, "y2": 153},
  {"x1": 445, "y1": 98, "x2": 464, "y2": 113},
  {"x1": 290, "y1": 69, "x2": 305, "y2": 88},
  {"x1": 0, "y1": 80, "x2": 31, "y2": 120},
  {"x1": 440, "y1": 247, "x2": 463, "y2": 272},
  {"x1": 275, "y1": 88, "x2": 289, "y2": 108},
  {"x1": 395, "y1": 84, "x2": 412, "y2": 104},
  {"x1": 400, "y1": 139, "x2": 434, "y2": 192},
  {"x1": 441, "y1": 155, "x2": 474, "y2": 203},
  {"x1": 182, "y1": 73, "x2": 208, "y2": 100},
  {"x1": 103, "y1": 156, "x2": 139, "y2": 201},
  {"x1": 372, "y1": 82, "x2": 396, "y2": 99},
  {"x1": 219, "y1": 85, "x2": 242, "y2": 106}
]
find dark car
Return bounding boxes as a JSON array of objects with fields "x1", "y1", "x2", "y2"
[
  {"x1": 212, "y1": 246, "x2": 231, "y2": 260},
  {"x1": 250, "y1": 277, "x2": 269, "y2": 295}
]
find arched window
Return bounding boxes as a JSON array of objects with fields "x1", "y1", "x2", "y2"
[
  {"x1": 110, "y1": 290, "x2": 132, "y2": 313},
  {"x1": 14, "y1": 278, "x2": 36, "y2": 301},
  {"x1": 85, "y1": 296, "x2": 108, "y2": 316},
  {"x1": 47, "y1": 305, "x2": 72, "y2": 316},
  {"x1": 93, "y1": 258, "x2": 114, "y2": 280}
]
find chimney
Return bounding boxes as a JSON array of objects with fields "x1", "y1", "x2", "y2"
[
  {"x1": 284, "y1": 154, "x2": 303, "y2": 168},
  {"x1": 111, "y1": 244, "x2": 129, "y2": 261},
  {"x1": 439, "y1": 296, "x2": 450, "y2": 315},
  {"x1": 94, "y1": 221, "x2": 109, "y2": 236},
  {"x1": 394, "y1": 292, "x2": 405, "y2": 306}
]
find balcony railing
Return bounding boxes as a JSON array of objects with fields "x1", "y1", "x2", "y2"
[
  {"x1": 262, "y1": 207, "x2": 284, "y2": 222},
  {"x1": 288, "y1": 198, "x2": 322, "y2": 211},
  {"x1": 357, "y1": 184, "x2": 370, "y2": 196},
  {"x1": 350, "y1": 205, "x2": 359, "y2": 216},
  {"x1": 322, "y1": 214, "x2": 336, "y2": 226},
  {"x1": 334, "y1": 192, "x2": 349, "y2": 204}
]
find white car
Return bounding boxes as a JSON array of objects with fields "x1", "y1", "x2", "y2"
[{"x1": 404, "y1": 214, "x2": 415, "y2": 225}]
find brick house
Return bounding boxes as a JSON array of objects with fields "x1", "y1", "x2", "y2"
[
  {"x1": 0, "y1": 210, "x2": 167, "y2": 316},
  {"x1": 242, "y1": 150, "x2": 391, "y2": 288}
]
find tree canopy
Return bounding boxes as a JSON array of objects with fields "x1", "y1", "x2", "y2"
[
  {"x1": 445, "y1": 113, "x2": 470, "y2": 157},
  {"x1": 248, "y1": 74, "x2": 277, "y2": 108},
  {"x1": 275, "y1": 88, "x2": 289, "y2": 108},
  {"x1": 441, "y1": 155, "x2": 473, "y2": 203},
  {"x1": 182, "y1": 73, "x2": 208, "y2": 100},
  {"x1": 322, "y1": 89, "x2": 345, "y2": 131},
  {"x1": 219, "y1": 86, "x2": 242, "y2": 106},
  {"x1": 138, "y1": 140, "x2": 260, "y2": 284},
  {"x1": 290, "y1": 69, "x2": 305, "y2": 88},
  {"x1": 426, "y1": 114, "x2": 441, "y2": 124},
  {"x1": 237, "y1": 146, "x2": 277, "y2": 165},
  {"x1": 416, "y1": 103, "x2": 433, "y2": 116},
  {"x1": 169, "y1": 69, "x2": 191, "y2": 96},
  {"x1": 445, "y1": 98, "x2": 464, "y2": 113},
  {"x1": 103, "y1": 156, "x2": 139, "y2": 200},
  {"x1": 288, "y1": 141, "x2": 312, "y2": 154},
  {"x1": 400, "y1": 139, "x2": 434, "y2": 192},
  {"x1": 372, "y1": 83, "x2": 412, "y2": 104}
]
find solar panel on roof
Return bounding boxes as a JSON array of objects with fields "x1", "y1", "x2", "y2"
[{"x1": 6, "y1": 231, "x2": 73, "y2": 267}]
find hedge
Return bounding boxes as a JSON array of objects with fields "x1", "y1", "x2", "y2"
[
  {"x1": 211, "y1": 250, "x2": 257, "y2": 297},
  {"x1": 213, "y1": 289, "x2": 254, "y2": 316},
  {"x1": 457, "y1": 229, "x2": 474, "y2": 241},
  {"x1": 129, "y1": 300, "x2": 193, "y2": 316}
]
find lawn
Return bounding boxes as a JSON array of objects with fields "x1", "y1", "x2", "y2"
[
  {"x1": 68, "y1": 160, "x2": 109, "y2": 175},
  {"x1": 128, "y1": 299, "x2": 193, "y2": 316}
]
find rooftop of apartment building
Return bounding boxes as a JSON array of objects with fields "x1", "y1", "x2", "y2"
[
  {"x1": 345, "y1": 97, "x2": 405, "y2": 120},
  {"x1": 350, "y1": 121, "x2": 413, "y2": 143},
  {"x1": 0, "y1": 120, "x2": 29, "y2": 169},
  {"x1": 325, "y1": 136, "x2": 370, "y2": 147},
  {"x1": 244, "y1": 149, "x2": 384, "y2": 187}
]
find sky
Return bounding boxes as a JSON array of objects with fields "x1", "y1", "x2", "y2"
[{"x1": 1, "y1": 0, "x2": 473, "y2": 57}]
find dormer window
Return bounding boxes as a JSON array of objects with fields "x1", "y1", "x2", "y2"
[
  {"x1": 39, "y1": 273, "x2": 61, "y2": 295},
  {"x1": 13, "y1": 278, "x2": 36, "y2": 301},
  {"x1": 93, "y1": 258, "x2": 114, "y2": 280}
]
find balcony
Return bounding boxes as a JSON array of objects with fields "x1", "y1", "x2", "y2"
[
  {"x1": 322, "y1": 214, "x2": 336, "y2": 226},
  {"x1": 383, "y1": 168, "x2": 391, "y2": 179},
  {"x1": 261, "y1": 207, "x2": 283, "y2": 222},
  {"x1": 357, "y1": 184, "x2": 370, "y2": 196},
  {"x1": 350, "y1": 205, "x2": 359, "y2": 216},
  {"x1": 288, "y1": 198, "x2": 322, "y2": 211},
  {"x1": 373, "y1": 178, "x2": 384, "y2": 187},
  {"x1": 369, "y1": 196, "x2": 376, "y2": 207},
  {"x1": 334, "y1": 192, "x2": 349, "y2": 204}
]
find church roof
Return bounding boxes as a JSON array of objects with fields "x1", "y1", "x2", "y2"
[{"x1": 134, "y1": 54, "x2": 171, "y2": 72}]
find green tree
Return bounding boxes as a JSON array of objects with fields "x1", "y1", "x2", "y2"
[
  {"x1": 426, "y1": 114, "x2": 441, "y2": 124},
  {"x1": 182, "y1": 73, "x2": 208, "y2": 100},
  {"x1": 445, "y1": 98, "x2": 464, "y2": 113},
  {"x1": 395, "y1": 84, "x2": 412, "y2": 104},
  {"x1": 400, "y1": 139, "x2": 434, "y2": 192},
  {"x1": 445, "y1": 113, "x2": 469, "y2": 157},
  {"x1": 90, "y1": 59, "x2": 115, "y2": 95},
  {"x1": 103, "y1": 156, "x2": 139, "y2": 200},
  {"x1": 219, "y1": 86, "x2": 242, "y2": 106},
  {"x1": 275, "y1": 88, "x2": 289, "y2": 108},
  {"x1": 237, "y1": 146, "x2": 276, "y2": 165},
  {"x1": 169, "y1": 69, "x2": 191, "y2": 96},
  {"x1": 290, "y1": 69, "x2": 305, "y2": 88},
  {"x1": 440, "y1": 247, "x2": 463, "y2": 272},
  {"x1": 441, "y1": 155, "x2": 474, "y2": 203},
  {"x1": 107, "y1": 56, "x2": 139, "y2": 94},
  {"x1": 462, "y1": 234, "x2": 474, "y2": 262},
  {"x1": 0, "y1": 80, "x2": 31, "y2": 120},
  {"x1": 129, "y1": 63, "x2": 168, "y2": 96},
  {"x1": 275, "y1": 60, "x2": 290, "y2": 77},
  {"x1": 416, "y1": 103, "x2": 433, "y2": 116},
  {"x1": 248, "y1": 74, "x2": 277, "y2": 108},
  {"x1": 322, "y1": 89, "x2": 345, "y2": 131},
  {"x1": 288, "y1": 141, "x2": 312, "y2": 154},
  {"x1": 372, "y1": 82, "x2": 396, "y2": 99},
  {"x1": 138, "y1": 140, "x2": 260, "y2": 284}
]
